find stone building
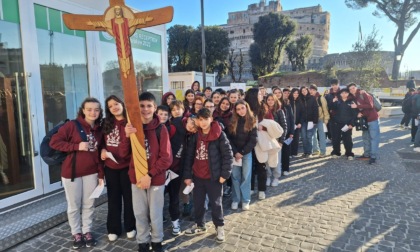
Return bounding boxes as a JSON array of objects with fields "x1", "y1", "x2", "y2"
[{"x1": 220, "y1": 0, "x2": 330, "y2": 82}]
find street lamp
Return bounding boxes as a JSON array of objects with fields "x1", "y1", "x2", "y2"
[{"x1": 200, "y1": 0, "x2": 207, "y2": 88}]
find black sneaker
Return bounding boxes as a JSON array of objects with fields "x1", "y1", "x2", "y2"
[
  {"x1": 138, "y1": 243, "x2": 150, "y2": 252},
  {"x1": 369, "y1": 158, "x2": 376, "y2": 165},
  {"x1": 72, "y1": 233, "x2": 85, "y2": 249},
  {"x1": 151, "y1": 242, "x2": 163, "y2": 252},
  {"x1": 182, "y1": 203, "x2": 192, "y2": 217},
  {"x1": 83, "y1": 232, "x2": 96, "y2": 247}
]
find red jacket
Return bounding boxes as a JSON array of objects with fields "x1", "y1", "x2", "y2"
[
  {"x1": 353, "y1": 90, "x2": 379, "y2": 122},
  {"x1": 49, "y1": 117, "x2": 104, "y2": 179},
  {"x1": 121, "y1": 115, "x2": 173, "y2": 186},
  {"x1": 103, "y1": 118, "x2": 131, "y2": 169}
]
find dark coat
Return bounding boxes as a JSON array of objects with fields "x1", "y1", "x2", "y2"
[
  {"x1": 331, "y1": 98, "x2": 358, "y2": 126},
  {"x1": 282, "y1": 104, "x2": 295, "y2": 137},
  {"x1": 273, "y1": 109, "x2": 287, "y2": 143},
  {"x1": 290, "y1": 98, "x2": 304, "y2": 125},
  {"x1": 226, "y1": 117, "x2": 257, "y2": 156},
  {"x1": 301, "y1": 94, "x2": 319, "y2": 124},
  {"x1": 183, "y1": 122, "x2": 233, "y2": 181}
]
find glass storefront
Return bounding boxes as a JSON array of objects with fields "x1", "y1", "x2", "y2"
[
  {"x1": 0, "y1": 0, "x2": 35, "y2": 199},
  {"x1": 99, "y1": 29, "x2": 163, "y2": 104},
  {"x1": 0, "y1": 0, "x2": 168, "y2": 209},
  {"x1": 34, "y1": 4, "x2": 90, "y2": 184}
]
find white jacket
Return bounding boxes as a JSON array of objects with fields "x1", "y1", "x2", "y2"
[{"x1": 254, "y1": 119, "x2": 284, "y2": 167}]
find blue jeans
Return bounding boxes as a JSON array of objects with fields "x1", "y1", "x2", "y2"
[
  {"x1": 301, "y1": 122, "x2": 316, "y2": 154},
  {"x1": 231, "y1": 152, "x2": 252, "y2": 204},
  {"x1": 361, "y1": 119, "x2": 380, "y2": 159},
  {"x1": 312, "y1": 121, "x2": 326, "y2": 154}
]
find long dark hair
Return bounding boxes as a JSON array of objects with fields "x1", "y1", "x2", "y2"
[
  {"x1": 183, "y1": 89, "x2": 195, "y2": 110},
  {"x1": 229, "y1": 100, "x2": 256, "y2": 135},
  {"x1": 77, "y1": 97, "x2": 103, "y2": 125},
  {"x1": 103, "y1": 95, "x2": 126, "y2": 134},
  {"x1": 244, "y1": 87, "x2": 265, "y2": 120},
  {"x1": 216, "y1": 97, "x2": 231, "y2": 115}
]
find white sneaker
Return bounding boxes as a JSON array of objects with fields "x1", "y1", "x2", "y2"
[
  {"x1": 348, "y1": 156, "x2": 354, "y2": 160},
  {"x1": 283, "y1": 171, "x2": 289, "y2": 176},
  {"x1": 266, "y1": 178, "x2": 271, "y2": 186},
  {"x1": 216, "y1": 226, "x2": 225, "y2": 243},
  {"x1": 126, "y1": 230, "x2": 136, "y2": 239},
  {"x1": 414, "y1": 147, "x2": 420, "y2": 152},
  {"x1": 171, "y1": 219, "x2": 181, "y2": 236},
  {"x1": 271, "y1": 178, "x2": 279, "y2": 187},
  {"x1": 231, "y1": 202, "x2": 238, "y2": 210},
  {"x1": 258, "y1": 191, "x2": 266, "y2": 200},
  {"x1": 242, "y1": 202, "x2": 250, "y2": 211},
  {"x1": 108, "y1": 234, "x2": 118, "y2": 242}
]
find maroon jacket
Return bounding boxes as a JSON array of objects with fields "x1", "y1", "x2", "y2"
[
  {"x1": 49, "y1": 117, "x2": 104, "y2": 179},
  {"x1": 353, "y1": 90, "x2": 379, "y2": 122},
  {"x1": 103, "y1": 118, "x2": 131, "y2": 169},
  {"x1": 121, "y1": 115, "x2": 173, "y2": 186}
]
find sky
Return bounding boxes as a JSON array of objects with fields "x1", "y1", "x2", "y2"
[{"x1": 126, "y1": 0, "x2": 420, "y2": 73}]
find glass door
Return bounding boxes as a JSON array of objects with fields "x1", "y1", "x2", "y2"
[
  {"x1": 33, "y1": 3, "x2": 90, "y2": 187},
  {"x1": 0, "y1": 0, "x2": 36, "y2": 200}
]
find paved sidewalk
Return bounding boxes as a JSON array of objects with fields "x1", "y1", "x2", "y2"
[{"x1": 7, "y1": 117, "x2": 420, "y2": 252}]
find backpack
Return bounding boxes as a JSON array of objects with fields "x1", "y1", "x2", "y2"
[
  {"x1": 40, "y1": 120, "x2": 87, "y2": 166},
  {"x1": 360, "y1": 92, "x2": 382, "y2": 112}
]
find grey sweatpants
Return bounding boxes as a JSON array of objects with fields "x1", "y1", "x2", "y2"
[
  {"x1": 62, "y1": 173, "x2": 98, "y2": 235},
  {"x1": 132, "y1": 184, "x2": 165, "y2": 243}
]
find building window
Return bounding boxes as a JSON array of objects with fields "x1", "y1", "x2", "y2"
[
  {"x1": 243, "y1": 29, "x2": 245, "y2": 34},
  {"x1": 230, "y1": 30, "x2": 234, "y2": 34},
  {"x1": 171, "y1": 81, "x2": 184, "y2": 90}
]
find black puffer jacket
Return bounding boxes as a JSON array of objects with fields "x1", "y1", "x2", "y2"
[
  {"x1": 290, "y1": 98, "x2": 304, "y2": 125},
  {"x1": 183, "y1": 122, "x2": 233, "y2": 181},
  {"x1": 301, "y1": 94, "x2": 319, "y2": 124},
  {"x1": 331, "y1": 98, "x2": 358, "y2": 126},
  {"x1": 272, "y1": 109, "x2": 287, "y2": 143},
  {"x1": 226, "y1": 117, "x2": 257, "y2": 156},
  {"x1": 282, "y1": 104, "x2": 295, "y2": 137}
]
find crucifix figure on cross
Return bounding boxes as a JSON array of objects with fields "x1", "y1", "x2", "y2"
[{"x1": 63, "y1": 0, "x2": 173, "y2": 187}]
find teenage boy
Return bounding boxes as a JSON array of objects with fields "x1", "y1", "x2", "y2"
[
  {"x1": 204, "y1": 87, "x2": 213, "y2": 99},
  {"x1": 122, "y1": 92, "x2": 172, "y2": 252},
  {"x1": 309, "y1": 84, "x2": 330, "y2": 157},
  {"x1": 183, "y1": 108, "x2": 233, "y2": 243},
  {"x1": 348, "y1": 83, "x2": 380, "y2": 164},
  {"x1": 156, "y1": 105, "x2": 170, "y2": 125}
]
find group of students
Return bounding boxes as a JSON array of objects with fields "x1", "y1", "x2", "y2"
[
  {"x1": 400, "y1": 82, "x2": 420, "y2": 151},
  {"x1": 50, "y1": 78, "x2": 382, "y2": 252}
]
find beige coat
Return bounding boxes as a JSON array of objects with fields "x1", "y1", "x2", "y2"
[{"x1": 317, "y1": 95, "x2": 330, "y2": 124}]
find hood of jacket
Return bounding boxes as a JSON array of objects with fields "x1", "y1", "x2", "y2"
[
  {"x1": 143, "y1": 114, "x2": 161, "y2": 131},
  {"x1": 162, "y1": 92, "x2": 175, "y2": 104},
  {"x1": 198, "y1": 121, "x2": 222, "y2": 142}
]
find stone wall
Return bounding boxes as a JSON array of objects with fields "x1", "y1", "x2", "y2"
[{"x1": 258, "y1": 70, "x2": 408, "y2": 88}]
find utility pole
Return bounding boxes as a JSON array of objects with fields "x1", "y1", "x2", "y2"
[{"x1": 200, "y1": 0, "x2": 207, "y2": 87}]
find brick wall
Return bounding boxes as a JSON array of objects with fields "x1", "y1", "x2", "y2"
[{"x1": 258, "y1": 70, "x2": 408, "y2": 89}]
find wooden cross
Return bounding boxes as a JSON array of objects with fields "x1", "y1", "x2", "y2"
[{"x1": 63, "y1": 0, "x2": 173, "y2": 186}]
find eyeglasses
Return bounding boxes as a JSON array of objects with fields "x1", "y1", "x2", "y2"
[{"x1": 195, "y1": 103, "x2": 203, "y2": 106}]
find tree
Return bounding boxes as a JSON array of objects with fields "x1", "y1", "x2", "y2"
[
  {"x1": 345, "y1": 0, "x2": 420, "y2": 80},
  {"x1": 286, "y1": 35, "x2": 313, "y2": 71},
  {"x1": 188, "y1": 26, "x2": 230, "y2": 72},
  {"x1": 349, "y1": 26, "x2": 384, "y2": 90},
  {"x1": 213, "y1": 61, "x2": 228, "y2": 83},
  {"x1": 249, "y1": 13, "x2": 296, "y2": 78},
  {"x1": 167, "y1": 25, "x2": 194, "y2": 72},
  {"x1": 227, "y1": 48, "x2": 245, "y2": 82}
]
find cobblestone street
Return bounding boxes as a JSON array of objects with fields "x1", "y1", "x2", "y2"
[{"x1": 7, "y1": 117, "x2": 420, "y2": 252}]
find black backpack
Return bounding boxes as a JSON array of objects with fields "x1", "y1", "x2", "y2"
[{"x1": 40, "y1": 120, "x2": 87, "y2": 166}]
